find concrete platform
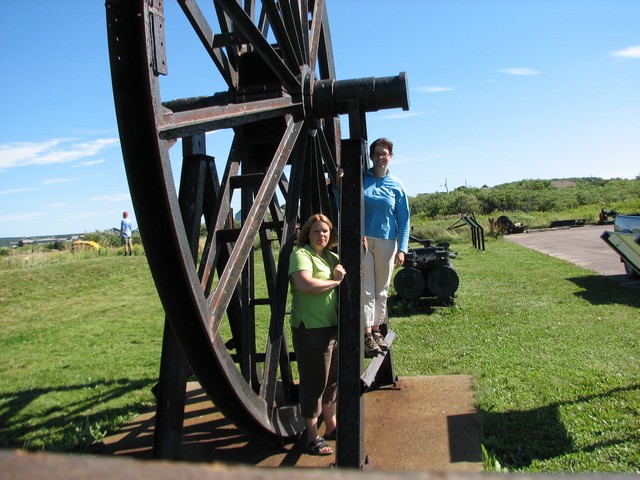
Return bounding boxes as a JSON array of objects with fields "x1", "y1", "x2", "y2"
[{"x1": 93, "y1": 376, "x2": 482, "y2": 471}]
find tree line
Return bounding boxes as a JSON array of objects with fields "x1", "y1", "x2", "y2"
[{"x1": 409, "y1": 177, "x2": 640, "y2": 218}]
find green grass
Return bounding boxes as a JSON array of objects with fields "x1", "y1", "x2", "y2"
[
  {"x1": 1, "y1": 238, "x2": 639, "y2": 472},
  {"x1": 0, "y1": 255, "x2": 164, "y2": 451},
  {"x1": 408, "y1": 203, "x2": 639, "y2": 242},
  {"x1": 389, "y1": 238, "x2": 640, "y2": 472}
]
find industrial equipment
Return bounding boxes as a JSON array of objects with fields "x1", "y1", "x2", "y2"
[
  {"x1": 394, "y1": 236, "x2": 459, "y2": 302},
  {"x1": 106, "y1": 0, "x2": 409, "y2": 462}
]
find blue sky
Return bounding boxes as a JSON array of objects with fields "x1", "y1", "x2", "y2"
[{"x1": 1, "y1": 1, "x2": 639, "y2": 238}]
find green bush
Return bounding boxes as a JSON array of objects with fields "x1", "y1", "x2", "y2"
[
  {"x1": 83, "y1": 229, "x2": 122, "y2": 247},
  {"x1": 84, "y1": 229, "x2": 142, "y2": 249},
  {"x1": 410, "y1": 178, "x2": 640, "y2": 219},
  {"x1": 47, "y1": 241, "x2": 67, "y2": 251}
]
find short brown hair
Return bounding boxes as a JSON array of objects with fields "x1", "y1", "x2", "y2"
[
  {"x1": 296, "y1": 213, "x2": 338, "y2": 249},
  {"x1": 370, "y1": 137, "x2": 393, "y2": 157}
]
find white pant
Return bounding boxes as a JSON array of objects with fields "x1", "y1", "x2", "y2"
[{"x1": 362, "y1": 237, "x2": 396, "y2": 329}]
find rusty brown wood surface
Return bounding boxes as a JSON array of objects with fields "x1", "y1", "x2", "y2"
[{"x1": 89, "y1": 376, "x2": 482, "y2": 471}]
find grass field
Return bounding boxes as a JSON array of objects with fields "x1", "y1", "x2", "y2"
[
  {"x1": 0, "y1": 254, "x2": 164, "y2": 451},
  {"x1": 1, "y1": 238, "x2": 639, "y2": 472}
]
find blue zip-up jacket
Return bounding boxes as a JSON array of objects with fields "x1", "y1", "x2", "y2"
[{"x1": 364, "y1": 168, "x2": 410, "y2": 253}]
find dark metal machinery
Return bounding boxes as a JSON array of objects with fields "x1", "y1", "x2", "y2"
[
  {"x1": 449, "y1": 214, "x2": 485, "y2": 251},
  {"x1": 394, "y1": 236, "x2": 459, "y2": 302},
  {"x1": 106, "y1": 0, "x2": 408, "y2": 468}
]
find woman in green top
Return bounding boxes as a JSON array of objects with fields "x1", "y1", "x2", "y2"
[{"x1": 289, "y1": 213, "x2": 346, "y2": 456}]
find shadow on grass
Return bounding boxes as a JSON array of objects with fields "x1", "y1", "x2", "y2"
[
  {"x1": 92, "y1": 385, "x2": 298, "y2": 466},
  {"x1": 568, "y1": 274, "x2": 640, "y2": 307},
  {"x1": 0, "y1": 378, "x2": 155, "y2": 452},
  {"x1": 480, "y1": 383, "x2": 640, "y2": 469},
  {"x1": 387, "y1": 295, "x2": 455, "y2": 318}
]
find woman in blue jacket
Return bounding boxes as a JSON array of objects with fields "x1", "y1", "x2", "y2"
[{"x1": 362, "y1": 138, "x2": 410, "y2": 357}]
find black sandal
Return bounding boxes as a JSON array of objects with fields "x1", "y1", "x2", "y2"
[
  {"x1": 323, "y1": 429, "x2": 337, "y2": 441},
  {"x1": 306, "y1": 436, "x2": 333, "y2": 456}
]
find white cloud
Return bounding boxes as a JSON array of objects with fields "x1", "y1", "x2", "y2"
[
  {"x1": 499, "y1": 68, "x2": 540, "y2": 76},
  {"x1": 415, "y1": 86, "x2": 454, "y2": 93},
  {"x1": 43, "y1": 178, "x2": 77, "y2": 185},
  {"x1": 90, "y1": 193, "x2": 131, "y2": 203},
  {"x1": 611, "y1": 45, "x2": 640, "y2": 58},
  {"x1": 379, "y1": 111, "x2": 427, "y2": 120},
  {"x1": 0, "y1": 187, "x2": 38, "y2": 195},
  {"x1": 74, "y1": 159, "x2": 105, "y2": 167},
  {"x1": 0, "y1": 212, "x2": 43, "y2": 222},
  {"x1": 69, "y1": 128, "x2": 119, "y2": 136},
  {"x1": 0, "y1": 138, "x2": 119, "y2": 171},
  {"x1": 426, "y1": 151, "x2": 457, "y2": 161}
]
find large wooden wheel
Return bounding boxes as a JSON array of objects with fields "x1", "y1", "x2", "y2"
[{"x1": 106, "y1": 0, "x2": 408, "y2": 440}]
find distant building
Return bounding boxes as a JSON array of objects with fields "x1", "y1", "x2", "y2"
[{"x1": 5, "y1": 234, "x2": 86, "y2": 248}]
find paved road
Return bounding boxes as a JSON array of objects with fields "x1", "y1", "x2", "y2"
[{"x1": 504, "y1": 224, "x2": 639, "y2": 289}]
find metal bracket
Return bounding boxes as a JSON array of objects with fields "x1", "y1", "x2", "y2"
[
  {"x1": 149, "y1": 1, "x2": 167, "y2": 75},
  {"x1": 361, "y1": 330, "x2": 398, "y2": 390}
]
